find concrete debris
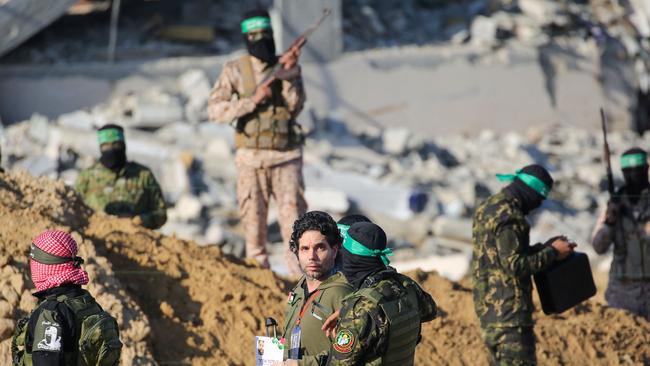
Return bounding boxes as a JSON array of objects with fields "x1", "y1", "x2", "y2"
[
  {"x1": 3, "y1": 0, "x2": 650, "y2": 272},
  {"x1": 470, "y1": 16, "x2": 498, "y2": 46},
  {"x1": 304, "y1": 187, "x2": 350, "y2": 214},
  {"x1": 431, "y1": 217, "x2": 472, "y2": 243},
  {"x1": 3, "y1": 102, "x2": 640, "y2": 274},
  {"x1": 382, "y1": 127, "x2": 412, "y2": 155},
  {"x1": 57, "y1": 110, "x2": 95, "y2": 130},
  {"x1": 171, "y1": 194, "x2": 203, "y2": 222},
  {"x1": 177, "y1": 69, "x2": 211, "y2": 123}
]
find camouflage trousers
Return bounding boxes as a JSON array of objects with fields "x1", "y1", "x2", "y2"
[
  {"x1": 606, "y1": 278, "x2": 650, "y2": 321},
  {"x1": 236, "y1": 157, "x2": 306, "y2": 275},
  {"x1": 482, "y1": 326, "x2": 536, "y2": 366}
]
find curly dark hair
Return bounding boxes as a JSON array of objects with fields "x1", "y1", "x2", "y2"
[{"x1": 289, "y1": 211, "x2": 342, "y2": 254}]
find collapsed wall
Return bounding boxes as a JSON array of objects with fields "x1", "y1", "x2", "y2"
[{"x1": 0, "y1": 171, "x2": 648, "y2": 365}]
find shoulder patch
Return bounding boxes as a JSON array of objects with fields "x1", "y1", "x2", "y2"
[
  {"x1": 36, "y1": 322, "x2": 62, "y2": 352},
  {"x1": 333, "y1": 328, "x2": 355, "y2": 354}
]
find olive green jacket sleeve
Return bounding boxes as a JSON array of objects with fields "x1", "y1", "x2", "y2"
[
  {"x1": 297, "y1": 276, "x2": 353, "y2": 366},
  {"x1": 139, "y1": 170, "x2": 167, "y2": 229},
  {"x1": 495, "y1": 220, "x2": 556, "y2": 277},
  {"x1": 73, "y1": 169, "x2": 90, "y2": 200}
]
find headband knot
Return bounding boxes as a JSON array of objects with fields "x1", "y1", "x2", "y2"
[{"x1": 343, "y1": 235, "x2": 393, "y2": 266}]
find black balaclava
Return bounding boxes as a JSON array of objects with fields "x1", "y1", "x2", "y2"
[
  {"x1": 98, "y1": 124, "x2": 127, "y2": 173},
  {"x1": 503, "y1": 164, "x2": 554, "y2": 214},
  {"x1": 621, "y1": 147, "x2": 649, "y2": 200},
  {"x1": 341, "y1": 222, "x2": 387, "y2": 289},
  {"x1": 242, "y1": 10, "x2": 277, "y2": 65}
]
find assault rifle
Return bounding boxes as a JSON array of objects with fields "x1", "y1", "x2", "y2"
[
  {"x1": 256, "y1": 8, "x2": 331, "y2": 88},
  {"x1": 600, "y1": 107, "x2": 615, "y2": 199},
  {"x1": 600, "y1": 108, "x2": 628, "y2": 264}
]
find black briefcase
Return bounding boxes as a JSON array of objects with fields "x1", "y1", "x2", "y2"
[{"x1": 533, "y1": 252, "x2": 597, "y2": 314}]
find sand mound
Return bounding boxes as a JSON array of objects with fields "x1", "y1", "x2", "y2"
[
  {"x1": 0, "y1": 171, "x2": 155, "y2": 365},
  {"x1": 415, "y1": 271, "x2": 650, "y2": 365},
  {"x1": 84, "y1": 215, "x2": 290, "y2": 365},
  {"x1": 1, "y1": 171, "x2": 649, "y2": 365}
]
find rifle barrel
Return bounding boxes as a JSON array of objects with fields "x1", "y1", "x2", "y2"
[{"x1": 600, "y1": 107, "x2": 615, "y2": 196}]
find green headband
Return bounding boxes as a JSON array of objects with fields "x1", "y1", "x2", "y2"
[
  {"x1": 337, "y1": 224, "x2": 350, "y2": 241},
  {"x1": 30, "y1": 243, "x2": 84, "y2": 267},
  {"x1": 621, "y1": 153, "x2": 647, "y2": 169},
  {"x1": 97, "y1": 128, "x2": 124, "y2": 145},
  {"x1": 342, "y1": 234, "x2": 393, "y2": 266},
  {"x1": 496, "y1": 169, "x2": 551, "y2": 198},
  {"x1": 241, "y1": 16, "x2": 271, "y2": 33}
]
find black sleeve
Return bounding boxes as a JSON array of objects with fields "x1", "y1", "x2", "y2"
[{"x1": 30, "y1": 301, "x2": 77, "y2": 366}]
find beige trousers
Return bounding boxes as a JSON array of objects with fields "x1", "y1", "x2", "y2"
[{"x1": 236, "y1": 157, "x2": 306, "y2": 275}]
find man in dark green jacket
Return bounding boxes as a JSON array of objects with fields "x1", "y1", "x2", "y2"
[
  {"x1": 472, "y1": 164, "x2": 575, "y2": 365},
  {"x1": 281, "y1": 211, "x2": 353, "y2": 365},
  {"x1": 279, "y1": 222, "x2": 437, "y2": 366},
  {"x1": 74, "y1": 124, "x2": 167, "y2": 229}
]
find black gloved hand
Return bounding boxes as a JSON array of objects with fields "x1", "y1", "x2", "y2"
[{"x1": 605, "y1": 200, "x2": 620, "y2": 226}]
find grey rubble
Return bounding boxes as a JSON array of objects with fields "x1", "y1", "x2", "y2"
[
  {"x1": 3, "y1": 0, "x2": 650, "y2": 275},
  {"x1": 3, "y1": 90, "x2": 644, "y2": 274}
]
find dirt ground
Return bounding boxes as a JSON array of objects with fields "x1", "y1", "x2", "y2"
[{"x1": 0, "y1": 171, "x2": 648, "y2": 365}]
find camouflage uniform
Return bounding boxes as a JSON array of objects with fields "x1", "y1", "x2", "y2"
[
  {"x1": 208, "y1": 55, "x2": 306, "y2": 274},
  {"x1": 591, "y1": 187, "x2": 650, "y2": 320},
  {"x1": 472, "y1": 191, "x2": 557, "y2": 365},
  {"x1": 74, "y1": 161, "x2": 167, "y2": 229},
  {"x1": 323, "y1": 268, "x2": 437, "y2": 365}
]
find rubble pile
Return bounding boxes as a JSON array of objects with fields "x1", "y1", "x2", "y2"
[
  {"x1": 343, "y1": 0, "x2": 650, "y2": 57},
  {"x1": 5, "y1": 81, "x2": 650, "y2": 272},
  {"x1": 0, "y1": 171, "x2": 648, "y2": 365},
  {"x1": 2, "y1": 82, "x2": 650, "y2": 268},
  {"x1": 2, "y1": 1, "x2": 650, "y2": 272},
  {"x1": 342, "y1": 0, "x2": 650, "y2": 129}
]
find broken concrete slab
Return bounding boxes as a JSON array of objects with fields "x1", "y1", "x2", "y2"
[
  {"x1": 0, "y1": 0, "x2": 77, "y2": 57},
  {"x1": 304, "y1": 187, "x2": 350, "y2": 214},
  {"x1": 57, "y1": 110, "x2": 95, "y2": 130},
  {"x1": 431, "y1": 216, "x2": 473, "y2": 242},
  {"x1": 382, "y1": 127, "x2": 412, "y2": 156}
]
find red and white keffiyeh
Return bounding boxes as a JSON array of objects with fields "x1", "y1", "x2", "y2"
[{"x1": 30, "y1": 230, "x2": 89, "y2": 292}]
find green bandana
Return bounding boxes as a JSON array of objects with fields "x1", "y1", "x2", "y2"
[
  {"x1": 342, "y1": 234, "x2": 393, "y2": 266},
  {"x1": 496, "y1": 169, "x2": 551, "y2": 198},
  {"x1": 241, "y1": 16, "x2": 271, "y2": 33},
  {"x1": 97, "y1": 128, "x2": 124, "y2": 145},
  {"x1": 621, "y1": 153, "x2": 647, "y2": 169}
]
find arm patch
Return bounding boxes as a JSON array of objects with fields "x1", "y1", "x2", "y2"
[{"x1": 332, "y1": 328, "x2": 355, "y2": 354}]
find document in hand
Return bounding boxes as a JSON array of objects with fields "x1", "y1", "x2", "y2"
[{"x1": 255, "y1": 336, "x2": 284, "y2": 366}]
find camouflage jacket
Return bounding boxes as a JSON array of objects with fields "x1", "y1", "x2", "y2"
[
  {"x1": 471, "y1": 190, "x2": 556, "y2": 328},
  {"x1": 591, "y1": 186, "x2": 650, "y2": 280},
  {"x1": 207, "y1": 55, "x2": 305, "y2": 124},
  {"x1": 74, "y1": 161, "x2": 167, "y2": 229},
  {"x1": 323, "y1": 268, "x2": 437, "y2": 366}
]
